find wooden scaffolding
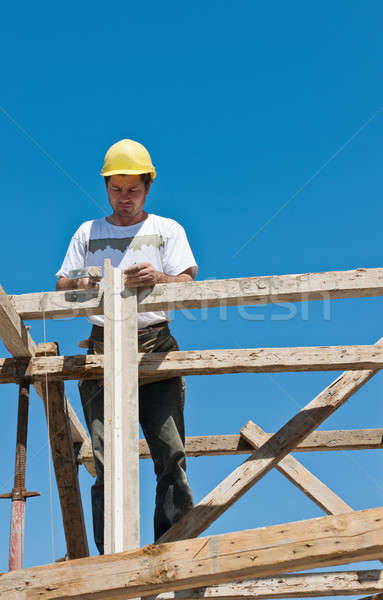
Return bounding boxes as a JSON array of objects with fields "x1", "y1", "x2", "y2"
[{"x1": 1, "y1": 262, "x2": 383, "y2": 599}]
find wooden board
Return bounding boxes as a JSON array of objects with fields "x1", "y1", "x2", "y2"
[
  {"x1": 0, "y1": 285, "x2": 92, "y2": 473},
  {"x1": 0, "y1": 283, "x2": 36, "y2": 356},
  {"x1": 11, "y1": 267, "x2": 383, "y2": 320},
  {"x1": 2, "y1": 507, "x2": 383, "y2": 600},
  {"x1": 104, "y1": 260, "x2": 140, "y2": 554},
  {"x1": 241, "y1": 421, "x2": 352, "y2": 515},
  {"x1": 4, "y1": 344, "x2": 383, "y2": 383},
  {"x1": 77, "y1": 429, "x2": 383, "y2": 471},
  {"x1": 159, "y1": 343, "x2": 382, "y2": 542},
  {"x1": 36, "y1": 343, "x2": 88, "y2": 559},
  {"x1": 151, "y1": 570, "x2": 383, "y2": 599}
]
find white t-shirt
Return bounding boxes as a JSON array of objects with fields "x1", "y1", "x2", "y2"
[{"x1": 55, "y1": 213, "x2": 198, "y2": 329}]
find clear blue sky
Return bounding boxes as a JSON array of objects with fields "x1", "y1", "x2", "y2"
[{"x1": 0, "y1": 0, "x2": 383, "y2": 588}]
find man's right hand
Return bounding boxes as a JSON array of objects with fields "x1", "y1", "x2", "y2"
[
  {"x1": 75, "y1": 277, "x2": 100, "y2": 289},
  {"x1": 56, "y1": 276, "x2": 100, "y2": 291}
]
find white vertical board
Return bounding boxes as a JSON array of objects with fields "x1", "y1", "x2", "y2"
[{"x1": 104, "y1": 259, "x2": 139, "y2": 554}]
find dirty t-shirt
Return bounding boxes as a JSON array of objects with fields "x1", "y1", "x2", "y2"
[{"x1": 55, "y1": 214, "x2": 198, "y2": 329}]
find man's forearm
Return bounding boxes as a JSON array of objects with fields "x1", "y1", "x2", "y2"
[
  {"x1": 55, "y1": 270, "x2": 194, "y2": 292},
  {"x1": 156, "y1": 272, "x2": 193, "y2": 284},
  {"x1": 56, "y1": 277, "x2": 100, "y2": 291}
]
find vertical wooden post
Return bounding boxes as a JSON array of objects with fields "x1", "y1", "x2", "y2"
[
  {"x1": 36, "y1": 342, "x2": 89, "y2": 559},
  {"x1": 103, "y1": 259, "x2": 140, "y2": 554}
]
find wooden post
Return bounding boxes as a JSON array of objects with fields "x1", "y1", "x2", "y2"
[
  {"x1": 103, "y1": 259, "x2": 139, "y2": 554},
  {"x1": 36, "y1": 343, "x2": 89, "y2": 559}
]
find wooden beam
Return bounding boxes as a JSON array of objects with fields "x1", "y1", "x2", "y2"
[
  {"x1": 242, "y1": 423, "x2": 383, "y2": 566},
  {"x1": 159, "y1": 340, "x2": 383, "y2": 542},
  {"x1": 4, "y1": 344, "x2": 383, "y2": 384},
  {"x1": 284, "y1": 427, "x2": 383, "y2": 452},
  {"x1": 104, "y1": 260, "x2": 139, "y2": 554},
  {"x1": 0, "y1": 284, "x2": 93, "y2": 473},
  {"x1": 2, "y1": 507, "x2": 383, "y2": 600},
  {"x1": 11, "y1": 267, "x2": 383, "y2": 320},
  {"x1": 77, "y1": 428, "x2": 383, "y2": 469},
  {"x1": 36, "y1": 343, "x2": 88, "y2": 559},
  {"x1": 0, "y1": 284, "x2": 36, "y2": 356},
  {"x1": 137, "y1": 344, "x2": 383, "y2": 375},
  {"x1": 241, "y1": 421, "x2": 352, "y2": 515},
  {"x1": 151, "y1": 570, "x2": 383, "y2": 599}
]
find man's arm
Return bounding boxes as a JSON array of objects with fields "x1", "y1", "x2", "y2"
[
  {"x1": 57, "y1": 266, "x2": 193, "y2": 291},
  {"x1": 56, "y1": 277, "x2": 99, "y2": 291},
  {"x1": 124, "y1": 263, "x2": 194, "y2": 288},
  {"x1": 155, "y1": 266, "x2": 194, "y2": 284}
]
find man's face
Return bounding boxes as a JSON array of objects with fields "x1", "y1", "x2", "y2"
[{"x1": 106, "y1": 174, "x2": 151, "y2": 222}]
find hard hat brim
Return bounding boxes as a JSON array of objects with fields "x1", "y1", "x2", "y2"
[{"x1": 101, "y1": 168, "x2": 156, "y2": 179}]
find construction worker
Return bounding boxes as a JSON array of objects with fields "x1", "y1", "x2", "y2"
[{"x1": 56, "y1": 139, "x2": 198, "y2": 554}]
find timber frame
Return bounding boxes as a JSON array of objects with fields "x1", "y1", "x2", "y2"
[{"x1": 1, "y1": 264, "x2": 383, "y2": 599}]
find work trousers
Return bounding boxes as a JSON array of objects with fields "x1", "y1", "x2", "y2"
[{"x1": 78, "y1": 322, "x2": 194, "y2": 554}]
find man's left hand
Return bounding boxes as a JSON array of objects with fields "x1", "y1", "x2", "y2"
[{"x1": 124, "y1": 262, "x2": 160, "y2": 288}]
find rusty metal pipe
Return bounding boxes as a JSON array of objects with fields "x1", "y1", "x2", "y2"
[
  {"x1": 9, "y1": 381, "x2": 30, "y2": 571},
  {"x1": 0, "y1": 382, "x2": 40, "y2": 571}
]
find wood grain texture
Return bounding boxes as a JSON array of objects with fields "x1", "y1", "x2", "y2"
[
  {"x1": 149, "y1": 570, "x2": 383, "y2": 599},
  {"x1": 104, "y1": 260, "x2": 140, "y2": 554},
  {"x1": 241, "y1": 421, "x2": 352, "y2": 515},
  {"x1": 0, "y1": 284, "x2": 36, "y2": 356},
  {"x1": 2, "y1": 507, "x2": 383, "y2": 600},
  {"x1": 36, "y1": 343, "x2": 89, "y2": 559},
  {"x1": 11, "y1": 267, "x2": 383, "y2": 320},
  {"x1": 0, "y1": 286, "x2": 92, "y2": 472},
  {"x1": 159, "y1": 339, "x2": 383, "y2": 542},
  {"x1": 3, "y1": 345, "x2": 383, "y2": 384},
  {"x1": 77, "y1": 429, "x2": 383, "y2": 471}
]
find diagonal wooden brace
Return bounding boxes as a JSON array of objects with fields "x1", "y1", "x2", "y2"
[
  {"x1": 159, "y1": 337, "x2": 383, "y2": 543},
  {"x1": 241, "y1": 420, "x2": 353, "y2": 515}
]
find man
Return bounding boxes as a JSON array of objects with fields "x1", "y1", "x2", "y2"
[{"x1": 56, "y1": 139, "x2": 198, "y2": 554}]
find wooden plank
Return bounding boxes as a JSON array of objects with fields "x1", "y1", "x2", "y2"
[
  {"x1": 150, "y1": 570, "x2": 383, "y2": 599},
  {"x1": 0, "y1": 283, "x2": 36, "y2": 356},
  {"x1": 11, "y1": 266, "x2": 383, "y2": 320},
  {"x1": 0, "y1": 284, "x2": 92, "y2": 473},
  {"x1": 77, "y1": 428, "x2": 383, "y2": 468},
  {"x1": 159, "y1": 340, "x2": 383, "y2": 542},
  {"x1": 4, "y1": 344, "x2": 383, "y2": 384},
  {"x1": 104, "y1": 260, "x2": 139, "y2": 554},
  {"x1": 36, "y1": 343, "x2": 88, "y2": 559},
  {"x1": 136, "y1": 344, "x2": 383, "y2": 375},
  {"x1": 241, "y1": 425, "x2": 381, "y2": 567},
  {"x1": 2, "y1": 507, "x2": 383, "y2": 600},
  {"x1": 241, "y1": 421, "x2": 353, "y2": 515},
  {"x1": 286, "y1": 427, "x2": 383, "y2": 452}
]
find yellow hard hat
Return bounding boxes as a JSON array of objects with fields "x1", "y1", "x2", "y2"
[{"x1": 101, "y1": 139, "x2": 157, "y2": 179}]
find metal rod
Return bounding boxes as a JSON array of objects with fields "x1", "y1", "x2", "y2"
[{"x1": 9, "y1": 381, "x2": 30, "y2": 571}]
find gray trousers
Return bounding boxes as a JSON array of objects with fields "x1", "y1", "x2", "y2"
[{"x1": 78, "y1": 322, "x2": 194, "y2": 554}]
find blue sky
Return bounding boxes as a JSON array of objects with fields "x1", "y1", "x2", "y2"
[{"x1": 0, "y1": 0, "x2": 383, "y2": 588}]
